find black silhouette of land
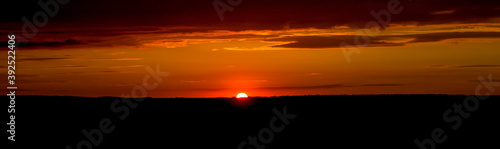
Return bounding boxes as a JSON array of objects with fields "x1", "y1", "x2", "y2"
[{"x1": 5, "y1": 95, "x2": 499, "y2": 149}]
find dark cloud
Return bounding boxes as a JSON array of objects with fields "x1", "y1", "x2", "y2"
[
  {"x1": 4, "y1": 28, "x2": 279, "y2": 49},
  {"x1": 267, "y1": 35, "x2": 403, "y2": 48},
  {"x1": 11, "y1": 30, "x2": 500, "y2": 49},
  {"x1": 12, "y1": 39, "x2": 86, "y2": 49},
  {"x1": 258, "y1": 83, "x2": 403, "y2": 90},
  {"x1": 2, "y1": 0, "x2": 499, "y2": 50},
  {"x1": 100, "y1": 71, "x2": 119, "y2": 73},
  {"x1": 3, "y1": 0, "x2": 500, "y2": 31},
  {"x1": 359, "y1": 84, "x2": 403, "y2": 87},
  {"x1": 427, "y1": 64, "x2": 500, "y2": 69},
  {"x1": 46, "y1": 65, "x2": 89, "y2": 69},
  {"x1": 174, "y1": 34, "x2": 279, "y2": 40},
  {"x1": 407, "y1": 32, "x2": 500, "y2": 43},
  {"x1": 267, "y1": 32, "x2": 500, "y2": 48}
]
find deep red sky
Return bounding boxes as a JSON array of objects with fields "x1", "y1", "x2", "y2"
[{"x1": 2, "y1": 0, "x2": 500, "y2": 97}]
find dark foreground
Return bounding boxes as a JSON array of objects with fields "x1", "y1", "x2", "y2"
[{"x1": 4, "y1": 95, "x2": 499, "y2": 149}]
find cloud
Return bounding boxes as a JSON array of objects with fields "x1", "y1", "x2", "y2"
[
  {"x1": 257, "y1": 84, "x2": 402, "y2": 90},
  {"x1": 4, "y1": 27, "x2": 285, "y2": 50},
  {"x1": 104, "y1": 52, "x2": 127, "y2": 55},
  {"x1": 407, "y1": 32, "x2": 500, "y2": 43},
  {"x1": 56, "y1": 70, "x2": 121, "y2": 75},
  {"x1": 359, "y1": 84, "x2": 403, "y2": 87},
  {"x1": 15, "y1": 39, "x2": 86, "y2": 49},
  {"x1": 258, "y1": 84, "x2": 343, "y2": 90},
  {"x1": 92, "y1": 58, "x2": 143, "y2": 61},
  {"x1": 267, "y1": 32, "x2": 500, "y2": 48},
  {"x1": 222, "y1": 80, "x2": 268, "y2": 83},
  {"x1": 180, "y1": 80, "x2": 207, "y2": 83},
  {"x1": 4, "y1": 0, "x2": 500, "y2": 32},
  {"x1": 3, "y1": 0, "x2": 499, "y2": 51},
  {"x1": 427, "y1": 64, "x2": 500, "y2": 69},
  {"x1": 267, "y1": 35, "x2": 403, "y2": 48},
  {"x1": 457, "y1": 65, "x2": 500, "y2": 68},
  {"x1": 20, "y1": 58, "x2": 70, "y2": 62},
  {"x1": 62, "y1": 65, "x2": 88, "y2": 68},
  {"x1": 110, "y1": 65, "x2": 145, "y2": 68},
  {"x1": 305, "y1": 73, "x2": 322, "y2": 76},
  {"x1": 100, "y1": 71, "x2": 119, "y2": 73},
  {"x1": 11, "y1": 29, "x2": 499, "y2": 50},
  {"x1": 430, "y1": 10, "x2": 456, "y2": 15}
]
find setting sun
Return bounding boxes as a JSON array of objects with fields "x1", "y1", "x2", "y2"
[{"x1": 236, "y1": 93, "x2": 248, "y2": 98}]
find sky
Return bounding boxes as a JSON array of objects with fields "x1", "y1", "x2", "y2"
[{"x1": 2, "y1": 0, "x2": 500, "y2": 97}]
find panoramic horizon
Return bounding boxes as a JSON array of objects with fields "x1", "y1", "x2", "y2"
[
  {"x1": 2, "y1": 0, "x2": 500, "y2": 98},
  {"x1": 4, "y1": 1, "x2": 500, "y2": 149}
]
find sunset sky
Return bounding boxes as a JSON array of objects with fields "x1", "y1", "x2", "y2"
[{"x1": 2, "y1": 0, "x2": 500, "y2": 97}]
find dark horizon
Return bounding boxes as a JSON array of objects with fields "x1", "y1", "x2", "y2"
[
  {"x1": 9, "y1": 93, "x2": 500, "y2": 99},
  {"x1": 6, "y1": 94, "x2": 500, "y2": 149}
]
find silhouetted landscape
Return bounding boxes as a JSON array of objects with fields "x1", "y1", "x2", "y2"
[{"x1": 6, "y1": 95, "x2": 499, "y2": 149}]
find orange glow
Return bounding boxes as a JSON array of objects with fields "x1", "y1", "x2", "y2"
[
  {"x1": 236, "y1": 93, "x2": 248, "y2": 98},
  {"x1": 6, "y1": 23, "x2": 500, "y2": 98}
]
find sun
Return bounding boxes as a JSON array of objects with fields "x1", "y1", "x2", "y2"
[{"x1": 236, "y1": 93, "x2": 248, "y2": 98}]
